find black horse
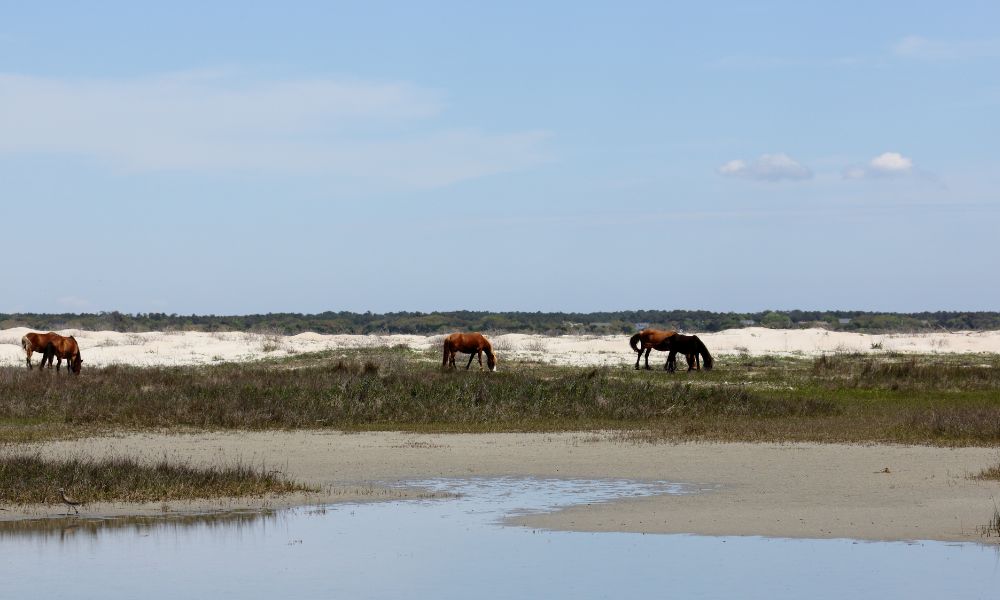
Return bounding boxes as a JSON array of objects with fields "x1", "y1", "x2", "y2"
[{"x1": 664, "y1": 334, "x2": 713, "y2": 372}]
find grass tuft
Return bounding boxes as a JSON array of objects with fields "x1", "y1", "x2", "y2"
[
  {"x1": 980, "y1": 501, "x2": 1000, "y2": 537},
  {"x1": 0, "y1": 453, "x2": 311, "y2": 505}
]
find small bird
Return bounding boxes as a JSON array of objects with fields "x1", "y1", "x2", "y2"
[{"x1": 57, "y1": 487, "x2": 83, "y2": 515}]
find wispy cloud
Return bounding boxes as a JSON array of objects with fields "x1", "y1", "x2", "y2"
[
  {"x1": 842, "y1": 152, "x2": 915, "y2": 179},
  {"x1": 892, "y1": 36, "x2": 1000, "y2": 60},
  {"x1": 717, "y1": 153, "x2": 812, "y2": 182},
  {"x1": 0, "y1": 70, "x2": 550, "y2": 188}
]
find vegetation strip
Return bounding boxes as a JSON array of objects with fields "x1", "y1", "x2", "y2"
[
  {"x1": 4, "y1": 309, "x2": 1000, "y2": 334},
  {"x1": 1, "y1": 347, "x2": 998, "y2": 445},
  {"x1": 0, "y1": 453, "x2": 310, "y2": 505}
]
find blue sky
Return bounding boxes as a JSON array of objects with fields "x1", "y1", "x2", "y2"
[{"x1": 2, "y1": 1, "x2": 997, "y2": 314}]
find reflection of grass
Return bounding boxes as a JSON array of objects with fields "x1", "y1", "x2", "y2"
[
  {"x1": 2, "y1": 349, "x2": 1000, "y2": 445},
  {"x1": 0, "y1": 453, "x2": 311, "y2": 505},
  {"x1": 0, "y1": 509, "x2": 273, "y2": 540}
]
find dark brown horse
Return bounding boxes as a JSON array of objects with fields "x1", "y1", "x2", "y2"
[
  {"x1": 442, "y1": 332, "x2": 497, "y2": 371},
  {"x1": 42, "y1": 336, "x2": 83, "y2": 374},
  {"x1": 629, "y1": 328, "x2": 678, "y2": 370},
  {"x1": 663, "y1": 334, "x2": 713, "y2": 372},
  {"x1": 21, "y1": 332, "x2": 65, "y2": 370}
]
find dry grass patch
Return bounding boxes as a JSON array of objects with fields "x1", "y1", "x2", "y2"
[{"x1": 0, "y1": 453, "x2": 312, "y2": 505}]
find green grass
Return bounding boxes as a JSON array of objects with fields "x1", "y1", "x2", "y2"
[
  {"x1": 1, "y1": 347, "x2": 999, "y2": 445},
  {"x1": 0, "y1": 453, "x2": 311, "y2": 505}
]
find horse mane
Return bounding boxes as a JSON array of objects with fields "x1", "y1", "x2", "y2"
[{"x1": 692, "y1": 335, "x2": 713, "y2": 370}]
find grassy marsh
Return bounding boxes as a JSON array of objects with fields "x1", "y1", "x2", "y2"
[
  {"x1": 1, "y1": 347, "x2": 998, "y2": 445},
  {"x1": 0, "y1": 453, "x2": 310, "y2": 505}
]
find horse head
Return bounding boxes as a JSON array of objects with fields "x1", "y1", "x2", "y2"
[{"x1": 71, "y1": 352, "x2": 83, "y2": 374}]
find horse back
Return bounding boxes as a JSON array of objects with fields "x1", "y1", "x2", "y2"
[
  {"x1": 23, "y1": 331, "x2": 61, "y2": 351},
  {"x1": 48, "y1": 335, "x2": 80, "y2": 358},
  {"x1": 444, "y1": 332, "x2": 490, "y2": 352},
  {"x1": 640, "y1": 328, "x2": 676, "y2": 349}
]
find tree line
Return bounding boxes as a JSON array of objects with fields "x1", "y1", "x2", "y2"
[{"x1": 2, "y1": 310, "x2": 998, "y2": 335}]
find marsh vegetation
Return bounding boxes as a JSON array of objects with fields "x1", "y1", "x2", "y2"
[
  {"x1": 0, "y1": 453, "x2": 310, "y2": 505},
  {"x1": 1, "y1": 347, "x2": 998, "y2": 446}
]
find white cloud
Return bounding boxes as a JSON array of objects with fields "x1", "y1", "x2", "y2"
[
  {"x1": 0, "y1": 71, "x2": 550, "y2": 188},
  {"x1": 717, "y1": 153, "x2": 812, "y2": 182},
  {"x1": 843, "y1": 152, "x2": 915, "y2": 179},
  {"x1": 893, "y1": 36, "x2": 1000, "y2": 60}
]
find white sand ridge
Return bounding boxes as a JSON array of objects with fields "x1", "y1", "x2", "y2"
[{"x1": 1, "y1": 326, "x2": 998, "y2": 369}]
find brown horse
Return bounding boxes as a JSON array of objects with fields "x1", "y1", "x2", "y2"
[
  {"x1": 442, "y1": 332, "x2": 497, "y2": 371},
  {"x1": 663, "y1": 334, "x2": 713, "y2": 372},
  {"x1": 42, "y1": 336, "x2": 83, "y2": 374},
  {"x1": 21, "y1": 332, "x2": 65, "y2": 370},
  {"x1": 629, "y1": 328, "x2": 678, "y2": 370}
]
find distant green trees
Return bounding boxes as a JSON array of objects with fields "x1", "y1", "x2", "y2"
[{"x1": 2, "y1": 309, "x2": 999, "y2": 335}]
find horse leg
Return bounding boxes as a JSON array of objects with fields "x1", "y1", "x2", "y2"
[
  {"x1": 449, "y1": 351, "x2": 457, "y2": 369},
  {"x1": 477, "y1": 350, "x2": 484, "y2": 370},
  {"x1": 634, "y1": 347, "x2": 642, "y2": 370},
  {"x1": 666, "y1": 350, "x2": 677, "y2": 372},
  {"x1": 643, "y1": 348, "x2": 652, "y2": 370},
  {"x1": 465, "y1": 353, "x2": 475, "y2": 370}
]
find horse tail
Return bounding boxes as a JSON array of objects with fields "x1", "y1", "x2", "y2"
[
  {"x1": 21, "y1": 335, "x2": 30, "y2": 352},
  {"x1": 693, "y1": 335, "x2": 713, "y2": 370},
  {"x1": 629, "y1": 333, "x2": 642, "y2": 353},
  {"x1": 442, "y1": 339, "x2": 450, "y2": 367}
]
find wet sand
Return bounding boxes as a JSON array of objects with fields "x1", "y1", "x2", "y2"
[{"x1": 8, "y1": 431, "x2": 1000, "y2": 543}]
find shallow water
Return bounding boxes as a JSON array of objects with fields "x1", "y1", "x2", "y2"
[{"x1": 1, "y1": 477, "x2": 997, "y2": 599}]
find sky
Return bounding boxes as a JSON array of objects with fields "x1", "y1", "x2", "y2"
[{"x1": 1, "y1": 1, "x2": 998, "y2": 314}]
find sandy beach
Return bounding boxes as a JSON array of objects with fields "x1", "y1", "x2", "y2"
[
  {"x1": 3, "y1": 326, "x2": 999, "y2": 369},
  {"x1": 10, "y1": 430, "x2": 1000, "y2": 543}
]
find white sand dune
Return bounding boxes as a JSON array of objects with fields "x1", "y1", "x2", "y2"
[{"x1": 2, "y1": 326, "x2": 998, "y2": 369}]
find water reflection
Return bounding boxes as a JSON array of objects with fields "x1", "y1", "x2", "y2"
[
  {"x1": 0, "y1": 510, "x2": 273, "y2": 542},
  {"x1": 0, "y1": 478, "x2": 997, "y2": 600}
]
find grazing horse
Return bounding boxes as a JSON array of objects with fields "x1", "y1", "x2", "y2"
[
  {"x1": 42, "y1": 336, "x2": 83, "y2": 374},
  {"x1": 664, "y1": 334, "x2": 713, "y2": 372},
  {"x1": 442, "y1": 332, "x2": 497, "y2": 371},
  {"x1": 21, "y1": 332, "x2": 64, "y2": 370},
  {"x1": 629, "y1": 328, "x2": 678, "y2": 370}
]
